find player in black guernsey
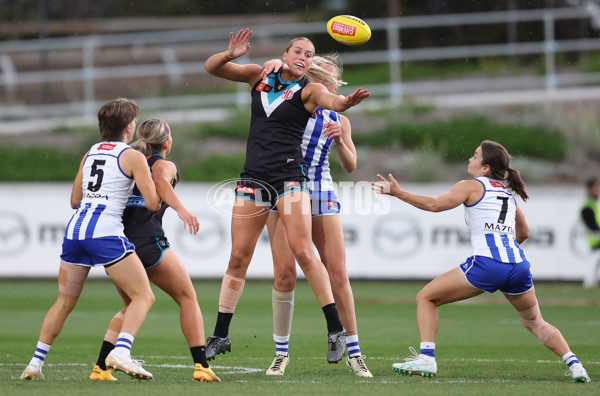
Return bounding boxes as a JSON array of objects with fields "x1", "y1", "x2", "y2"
[
  {"x1": 122, "y1": 153, "x2": 176, "y2": 263},
  {"x1": 237, "y1": 71, "x2": 313, "y2": 204},
  {"x1": 89, "y1": 119, "x2": 221, "y2": 383},
  {"x1": 245, "y1": 71, "x2": 311, "y2": 173},
  {"x1": 203, "y1": 28, "x2": 369, "y2": 365}
]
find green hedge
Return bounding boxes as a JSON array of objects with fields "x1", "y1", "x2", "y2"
[
  {"x1": 0, "y1": 114, "x2": 566, "y2": 182},
  {"x1": 352, "y1": 115, "x2": 566, "y2": 161},
  {"x1": 190, "y1": 109, "x2": 250, "y2": 140},
  {"x1": 0, "y1": 146, "x2": 81, "y2": 181},
  {"x1": 179, "y1": 154, "x2": 246, "y2": 182}
]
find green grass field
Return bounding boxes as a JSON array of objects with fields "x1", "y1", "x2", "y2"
[{"x1": 1, "y1": 279, "x2": 598, "y2": 395}]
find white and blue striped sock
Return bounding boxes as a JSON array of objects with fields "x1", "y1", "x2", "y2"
[
  {"x1": 114, "y1": 332, "x2": 134, "y2": 356},
  {"x1": 30, "y1": 341, "x2": 51, "y2": 367},
  {"x1": 420, "y1": 342, "x2": 436, "y2": 362},
  {"x1": 346, "y1": 334, "x2": 361, "y2": 358},
  {"x1": 274, "y1": 334, "x2": 290, "y2": 357},
  {"x1": 562, "y1": 351, "x2": 580, "y2": 367}
]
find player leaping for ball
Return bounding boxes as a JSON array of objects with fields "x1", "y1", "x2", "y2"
[
  {"x1": 202, "y1": 28, "x2": 369, "y2": 365},
  {"x1": 260, "y1": 55, "x2": 372, "y2": 377}
]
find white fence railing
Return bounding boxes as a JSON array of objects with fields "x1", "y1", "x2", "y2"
[{"x1": 0, "y1": 7, "x2": 599, "y2": 129}]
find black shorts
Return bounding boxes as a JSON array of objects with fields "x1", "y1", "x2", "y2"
[
  {"x1": 130, "y1": 236, "x2": 170, "y2": 269},
  {"x1": 236, "y1": 165, "x2": 309, "y2": 208}
]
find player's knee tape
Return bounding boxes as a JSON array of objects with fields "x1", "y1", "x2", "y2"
[
  {"x1": 518, "y1": 303, "x2": 559, "y2": 344},
  {"x1": 58, "y1": 262, "x2": 90, "y2": 296},
  {"x1": 218, "y1": 274, "x2": 245, "y2": 313}
]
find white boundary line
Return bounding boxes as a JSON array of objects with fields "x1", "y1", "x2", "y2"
[
  {"x1": 4, "y1": 356, "x2": 598, "y2": 367},
  {"x1": 3, "y1": 358, "x2": 597, "y2": 384}
]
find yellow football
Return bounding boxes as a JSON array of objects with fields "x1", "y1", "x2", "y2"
[{"x1": 326, "y1": 15, "x2": 371, "y2": 46}]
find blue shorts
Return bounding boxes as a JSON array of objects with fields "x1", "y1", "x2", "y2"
[
  {"x1": 61, "y1": 236, "x2": 135, "y2": 267},
  {"x1": 459, "y1": 255, "x2": 533, "y2": 294},
  {"x1": 271, "y1": 190, "x2": 340, "y2": 217}
]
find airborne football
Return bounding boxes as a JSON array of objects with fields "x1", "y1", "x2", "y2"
[{"x1": 326, "y1": 15, "x2": 371, "y2": 45}]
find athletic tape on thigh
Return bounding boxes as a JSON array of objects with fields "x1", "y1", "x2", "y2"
[{"x1": 58, "y1": 262, "x2": 90, "y2": 296}]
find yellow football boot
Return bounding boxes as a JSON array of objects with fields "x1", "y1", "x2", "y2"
[
  {"x1": 193, "y1": 363, "x2": 221, "y2": 382},
  {"x1": 89, "y1": 365, "x2": 118, "y2": 381}
]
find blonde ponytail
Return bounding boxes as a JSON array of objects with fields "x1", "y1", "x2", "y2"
[
  {"x1": 134, "y1": 118, "x2": 170, "y2": 156},
  {"x1": 306, "y1": 55, "x2": 347, "y2": 88}
]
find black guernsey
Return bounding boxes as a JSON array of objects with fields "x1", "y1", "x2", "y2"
[
  {"x1": 244, "y1": 71, "x2": 313, "y2": 175},
  {"x1": 123, "y1": 154, "x2": 179, "y2": 238}
]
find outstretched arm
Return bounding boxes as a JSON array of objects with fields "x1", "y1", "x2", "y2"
[
  {"x1": 204, "y1": 28, "x2": 263, "y2": 85},
  {"x1": 305, "y1": 82, "x2": 370, "y2": 114},
  {"x1": 371, "y1": 173, "x2": 481, "y2": 212}
]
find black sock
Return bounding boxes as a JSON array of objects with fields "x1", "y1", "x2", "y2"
[
  {"x1": 213, "y1": 312, "x2": 233, "y2": 338},
  {"x1": 190, "y1": 346, "x2": 209, "y2": 368},
  {"x1": 96, "y1": 341, "x2": 115, "y2": 370},
  {"x1": 322, "y1": 303, "x2": 343, "y2": 333}
]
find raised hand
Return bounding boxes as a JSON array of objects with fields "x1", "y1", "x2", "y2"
[
  {"x1": 226, "y1": 28, "x2": 253, "y2": 60},
  {"x1": 371, "y1": 173, "x2": 401, "y2": 197},
  {"x1": 344, "y1": 88, "x2": 370, "y2": 107}
]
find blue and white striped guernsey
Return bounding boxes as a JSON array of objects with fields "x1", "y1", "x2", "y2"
[
  {"x1": 302, "y1": 107, "x2": 338, "y2": 192},
  {"x1": 464, "y1": 177, "x2": 527, "y2": 263},
  {"x1": 64, "y1": 141, "x2": 134, "y2": 240}
]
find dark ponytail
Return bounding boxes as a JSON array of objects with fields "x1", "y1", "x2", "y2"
[
  {"x1": 480, "y1": 140, "x2": 529, "y2": 201},
  {"x1": 506, "y1": 167, "x2": 528, "y2": 202}
]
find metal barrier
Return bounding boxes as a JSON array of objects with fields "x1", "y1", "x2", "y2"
[{"x1": 0, "y1": 6, "x2": 598, "y2": 129}]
